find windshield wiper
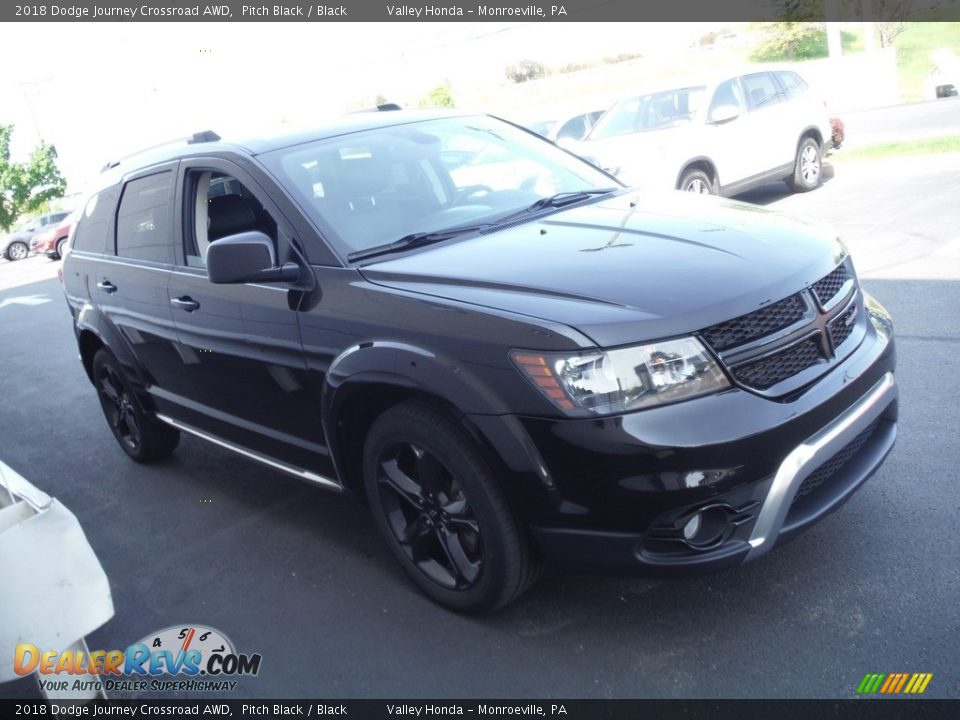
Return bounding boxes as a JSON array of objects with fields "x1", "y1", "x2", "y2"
[
  {"x1": 525, "y1": 188, "x2": 619, "y2": 212},
  {"x1": 347, "y1": 225, "x2": 488, "y2": 262}
]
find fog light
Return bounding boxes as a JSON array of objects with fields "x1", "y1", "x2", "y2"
[{"x1": 682, "y1": 513, "x2": 702, "y2": 541}]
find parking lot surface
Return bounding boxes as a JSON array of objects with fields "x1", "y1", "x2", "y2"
[{"x1": 1, "y1": 153, "x2": 958, "y2": 699}]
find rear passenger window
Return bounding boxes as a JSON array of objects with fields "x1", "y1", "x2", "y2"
[
  {"x1": 72, "y1": 187, "x2": 119, "y2": 254},
  {"x1": 775, "y1": 71, "x2": 809, "y2": 99},
  {"x1": 116, "y1": 172, "x2": 174, "y2": 264},
  {"x1": 742, "y1": 73, "x2": 782, "y2": 111}
]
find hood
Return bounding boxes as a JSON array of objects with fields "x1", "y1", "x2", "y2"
[{"x1": 360, "y1": 191, "x2": 846, "y2": 348}]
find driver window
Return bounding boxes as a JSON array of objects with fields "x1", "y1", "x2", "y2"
[
  {"x1": 185, "y1": 171, "x2": 278, "y2": 268},
  {"x1": 708, "y1": 78, "x2": 745, "y2": 117}
]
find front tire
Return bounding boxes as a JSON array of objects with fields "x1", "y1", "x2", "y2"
[
  {"x1": 92, "y1": 348, "x2": 180, "y2": 463},
  {"x1": 363, "y1": 400, "x2": 541, "y2": 613},
  {"x1": 679, "y1": 168, "x2": 716, "y2": 195},
  {"x1": 55, "y1": 238, "x2": 67, "y2": 260},
  {"x1": 6, "y1": 242, "x2": 29, "y2": 261},
  {"x1": 788, "y1": 137, "x2": 822, "y2": 192}
]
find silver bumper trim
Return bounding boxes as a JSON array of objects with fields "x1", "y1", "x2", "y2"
[{"x1": 745, "y1": 372, "x2": 897, "y2": 561}]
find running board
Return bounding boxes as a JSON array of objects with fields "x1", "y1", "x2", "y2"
[{"x1": 155, "y1": 414, "x2": 342, "y2": 492}]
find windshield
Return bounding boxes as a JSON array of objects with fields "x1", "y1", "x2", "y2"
[
  {"x1": 589, "y1": 86, "x2": 706, "y2": 140},
  {"x1": 261, "y1": 115, "x2": 619, "y2": 258}
]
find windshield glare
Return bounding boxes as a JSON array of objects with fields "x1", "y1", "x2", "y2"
[{"x1": 263, "y1": 116, "x2": 618, "y2": 257}]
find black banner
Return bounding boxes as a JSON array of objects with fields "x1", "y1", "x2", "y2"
[
  {"x1": 2, "y1": 699, "x2": 959, "y2": 719},
  {"x1": 3, "y1": 0, "x2": 959, "y2": 22}
]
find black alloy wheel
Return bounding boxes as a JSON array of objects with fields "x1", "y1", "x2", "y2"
[
  {"x1": 377, "y1": 441, "x2": 483, "y2": 590},
  {"x1": 363, "y1": 400, "x2": 541, "y2": 613},
  {"x1": 92, "y1": 348, "x2": 180, "y2": 462}
]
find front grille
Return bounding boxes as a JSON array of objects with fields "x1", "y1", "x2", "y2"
[
  {"x1": 731, "y1": 337, "x2": 823, "y2": 390},
  {"x1": 700, "y1": 294, "x2": 806, "y2": 351},
  {"x1": 699, "y1": 262, "x2": 858, "y2": 393},
  {"x1": 829, "y1": 303, "x2": 857, "y2": 348},
  {"x1": 812, "y1": 264, "x2": 849, "y2": 306},
  {"x1": 793, "y1": 420, "x2": 880, "y2": 503}
]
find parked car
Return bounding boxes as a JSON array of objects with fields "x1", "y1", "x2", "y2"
[
  {"x1": 0, "y1": 459, "x2": 113, "y2": 700},
  {"x1": 525, "y1": 108, "x2": 607, "y2": 145},
  {"x1": 2, "y1": 211, "x2": 70, "y2": 261},
  {"x1": 63, "y1": 112, "x2": 897, "y2": 613},
  {"x1": 574, "y1": 68, "x2": 832, "y2": 196},
  {"x1": 31, "y1": 211, "x2": 78, "y2": 260},
  {"x1": 927, "y1": 48, "x2": 959, "y2": 99}
]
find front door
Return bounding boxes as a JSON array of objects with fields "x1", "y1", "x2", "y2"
[{"x1": 165, "y1": 159, "x2": 333, "y2": 478}]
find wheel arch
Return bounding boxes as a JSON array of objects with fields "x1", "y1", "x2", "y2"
[
  {"x1": 321, "y1": 342, "x2": 533, "y2": 499},
  {"x1": 676, "y1": 157, "x2": 719, "y2": 191},
  {"x1": 798, "y1": 126, "x2": 824, "y2": 149}
]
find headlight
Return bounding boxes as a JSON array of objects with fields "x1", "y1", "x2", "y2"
[{"x1": 512, "y1": 337, "x2": 730, "y2": 416}]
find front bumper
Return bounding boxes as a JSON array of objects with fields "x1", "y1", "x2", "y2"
[{"x1": 468, "y1": 295, "x2": 897, "y2": 575}]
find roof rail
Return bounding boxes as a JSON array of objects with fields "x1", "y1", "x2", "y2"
[{"x1": 100, "y1": 130, "x2": 221, "y2": 173}]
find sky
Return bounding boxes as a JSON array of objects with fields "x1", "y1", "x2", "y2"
[{"x1": 0, "y1": 21, "x2": 719, "y2": 197}]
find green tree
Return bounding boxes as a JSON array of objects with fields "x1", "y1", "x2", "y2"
[
  {"x1": 0, "y1": 124, "x2": 67, "y2": 232},
  {"x1": 418, "y1": 83, "x2": 455, "y2": 109}
]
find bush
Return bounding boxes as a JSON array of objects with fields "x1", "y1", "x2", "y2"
[
  {"x1": 830, "y1": 117, "x2": 845, "y2": 149},
  {"x1": 505, "y1": 60, "x2": 550, "y2": 84},
  {"x1": 751, "y1": 23, "x2": 857, "y2": 62}
]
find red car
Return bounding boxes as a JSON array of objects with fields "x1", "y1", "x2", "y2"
[{"x1": 30, "y1": 211, "x2": 77, "y2": 260}]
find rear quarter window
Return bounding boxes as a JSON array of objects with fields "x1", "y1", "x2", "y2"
[{"x1": 72, "y1": 187, "x2": 120, "y2": 254}]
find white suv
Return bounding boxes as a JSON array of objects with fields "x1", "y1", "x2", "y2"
[{"x1": 574, "y1": 68, "x2": 831, "y2": 196}]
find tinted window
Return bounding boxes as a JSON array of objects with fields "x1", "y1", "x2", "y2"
[
  {"x1": 116, "y1": 172, "x2": 174, "y2": 263},
  {"x1": 775, "y1": 71, "x2": 808, "y2": 99},
  {"x1": 72, "y1": 188, "x2": 119, "y2": 254},
  {"x1": 742, "y1": 73, "x2": 782, "y2": 110}
]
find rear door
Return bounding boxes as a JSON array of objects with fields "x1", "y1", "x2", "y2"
[
  {"x1": 165, "y1": 157, "x2": 332, "y2": 477},
  {"x1": 90, "y1": 163, "x2": 194, "y2": 414}
]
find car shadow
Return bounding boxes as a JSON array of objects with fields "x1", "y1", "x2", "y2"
[{"x1": 734, "y1": 162, "x2": 836, "y2": 206}]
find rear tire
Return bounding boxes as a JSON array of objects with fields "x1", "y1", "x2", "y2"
[
  {"x1": 788, "y1": 137, "x2": 822, "y2": 192},
  {"x1": 92, "y1": 348, "x2": 180, "y2": 463},
  {"x1": 55, "y1": 238, "x2": 67, "y2": 260},
  {"x1": 363, "y1": 400, "x2": 541, "y2": 613}
]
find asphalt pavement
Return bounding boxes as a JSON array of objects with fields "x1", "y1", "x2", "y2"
[
  {"x1": 1, "y1": 152, "x2": 958, "y2": 700},
  {"x1": 840, "y1": 96, "x2": 960, "y2": 148}
]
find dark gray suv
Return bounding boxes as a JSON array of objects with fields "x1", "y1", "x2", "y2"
[{"x1": 62, "y1": 111, "x2": 897, "y2": 612}]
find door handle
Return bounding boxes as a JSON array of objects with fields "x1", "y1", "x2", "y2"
[
  {"x1": 171, "y1": 296, "x2": 200, "y2": 312},
  {"x1": 96, "y1": 280, "x2": 117, "y2": 294}
]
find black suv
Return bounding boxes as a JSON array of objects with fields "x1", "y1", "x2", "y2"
[{"x1": 63, "y1": 111, "x2": 897, "y2": 612}]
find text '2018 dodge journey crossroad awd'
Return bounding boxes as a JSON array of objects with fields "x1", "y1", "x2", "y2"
[{"x1": 63, "y1": 111, "x2": 897, "y2": 612}]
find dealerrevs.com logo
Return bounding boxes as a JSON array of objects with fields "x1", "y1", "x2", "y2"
[{"x1": 14, "y1": 625, "x2": 261, "y2": 694}]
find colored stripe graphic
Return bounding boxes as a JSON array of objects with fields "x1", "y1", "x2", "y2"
[{"x1": 857, "y1": 672, "x2": 932, "y2": 694}]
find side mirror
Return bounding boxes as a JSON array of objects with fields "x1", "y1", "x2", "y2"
[
  {"x1": 709, "y1": 105, "x2": 740, "y2": 124},
  {"x1": 26, "y1": 225, "x2": 37, "y2": 232},
  {"x1": 206, "y1": 231, "x2": 299, "y2": 285}
]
